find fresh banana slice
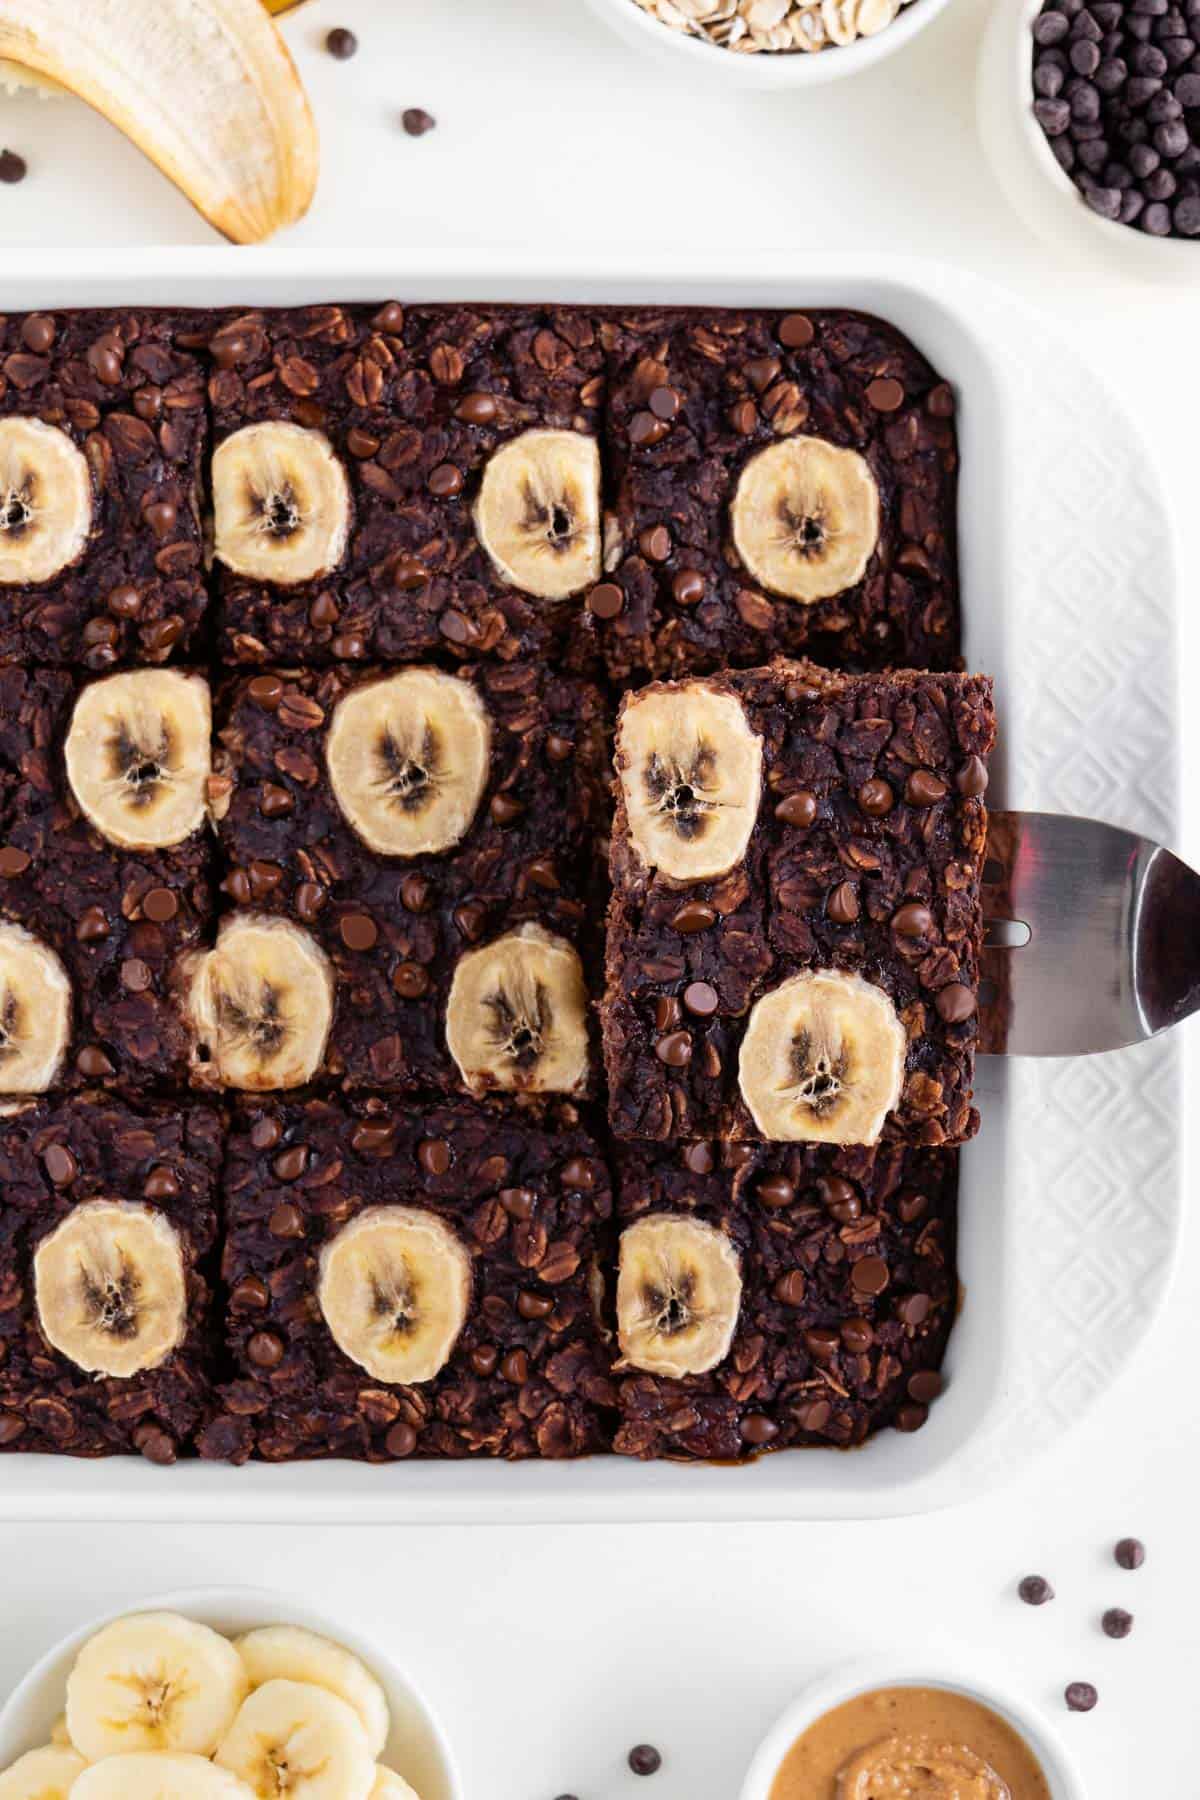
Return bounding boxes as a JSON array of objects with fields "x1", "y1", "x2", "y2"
[
  {"x1": 325, "y1": 670, "x2": 491, "y2": 859},
  {"x1": 234, "y1": 1628, "x2": 389, "y2": 1761},
  {"x1": 318, "y1": 1205, "x2": 472, "y2": 1386},
  {"x1": 473, "y1": 429, "x2": 601, "y2": 601},
  {"x1": 445, "y1": 924, "x2": 589, "y2": 1096},
  {"x1": 213, "y1": 424, "x2": 351, "y2": 586},
  {"x1": 738, "y1": 969, "x2": 906, "y2": 1145},
  {"x1": 48, "y1": 1720, "x2": 72, "y2": 1750},
  {"x1": 616, "y1": 1214, "x2": 742, "y2": 1380},
  {"x1": 185, "y1": 914, "x2": 335, "y2": 1091},
  {"x1": 0, "y1": 923, "x2": 71, "y2": 1095},
  {"x1": 0, "y1": 418, "x2": 93, "y2": 588},
  {"x1": 0, "y1": 1746, "x2": 86, "y2": 1800},
  {"x1": 617, "y1": 684, "x2": 763, "y2": 882},
  {"x1": 66, "y1": 1611, "x2": 248, "y2": 1761},
  {"x1": 0, "y1": 1, "x2": 318, "y2": 245},
  {"x1": 370, "y1": 1773, "x2": 418, "y2": 1800},
  {"x1": 215, "y1": 1680, "x2": 376, "y2": 1800},
  {"x1": 730, "y1": 436, "x2": 880, "y2": 604},
  {"x1": 64, "y1": 670, "x2": 212, "y2": 850},
  {"x1": 34, "y1": 1201, "x2": 189, "y2": 1379},
  {"x1": 72, "y1": 1754, "x2": 256, "y2": 1800}
]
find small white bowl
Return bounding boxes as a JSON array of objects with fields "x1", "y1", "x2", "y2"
[
  {"x1": 977, "y1": 0, "x2": 1200, "y2": 283},
  {"x1": 0, "y1": 1587, "x2": 463, "y2": 1800},
  {"x1": 740, "y1": 1652, "x2": 1086, "y2": 1800},
  {"x1": 583, "y1": 0, "x2": 957, "y2": 89}
]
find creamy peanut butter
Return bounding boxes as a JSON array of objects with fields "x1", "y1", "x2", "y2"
[{"x1": 769, "y1": 1686, "x2": 1052, "y2": 1800}]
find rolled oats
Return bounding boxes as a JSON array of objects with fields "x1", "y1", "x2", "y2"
[{"x1": 630, "y1": 0, "x2": 917, "y2": 54}]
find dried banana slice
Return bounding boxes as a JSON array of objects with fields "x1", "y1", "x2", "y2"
[
  {"x1": 474, "y1": 429, "x2": 601, "y2": 601},
  {"x1": 617, "y1": 1214, "x2": 742, "y2": 1379},
  {"x1": 65, "y1": 669, "x2": 211, "y2": 850},
  {"x1": 317, "y1": 1204, "x2": 472, "y2": 1386},
  {"x1": 445, "y1": 924, "x2": 589, "y2": 1096},
  {"x1": 213, "y1": 423, "x2": 351, "y2": 586},
  {"x1": 0, "y1": 417, "x2": 93, "y2": 587},
  {"x1": 325, "y1": 669, "x2": 491, "y2": 858},
  {"x1": 738, "y1": 968, "x2": 906, "y2": 1144},
  {"x1": 617, "y1": 683, "x2": 763, "y2": 882},
  {"x1": 185, "y1": 914, "x2": 334, "y2": 1091},
  {"x1": 34, "y1": 1202, "x2": 189, "y2": 1379},
  {"x1": 0, "y1": 923, "x2": 72, "y2": 1095},
  {"x1": 731, "y1": 435, "x2": 880, "y2": 604}
]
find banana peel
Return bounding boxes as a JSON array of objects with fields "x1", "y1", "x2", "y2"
[{"x1": 0, "y1": 0, "x2": 319, "y2": 242}]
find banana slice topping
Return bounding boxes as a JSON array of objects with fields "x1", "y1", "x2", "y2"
[
  {"x1": 0, "y1": 1746, "x2": 86, "y2": 1800},
  {"x1": 738, "y1": 969, "x2": 906, "y2": 1145},
  {"x1": 473, "y1": 428, "x2": 601, "y2": 601},
  {"x1": 34, "y1": 1200, "x2": 189, "y2": 1380},
  {"x1": 617, "y1": 1214, "x2": 742, "y2": 1379},
  {"x1": 617, "y1": 684, "x2": 763, "y2": 882},
  {"x1": 185, "y1": 915, "x2": 335, "y2": 1092},
  {"x1": 72, "y1": 1754, "x2": 256, "y2": 1800},
  {"x1": 66, "y1": 1612, "x2": 248, "y2": 1761},
  {"x1": 0, "y1": 417, "x2": 93, "y2": 587},
  {"x1": 0, "y1": 923, "x2": 71, "y2": 1095},
  {"x1": 213, "y1": 423, "x2": 351, "y2": 586},
  {"x1": 318, "y1": 1204, "x2": 472, "y2": 1387},
  {"x1": 215, "y1": 1680, "x2": 376, "y2": 1800},
  {"x1": 445, "y1": 924, "x2": 589, "y2": 1096},
  {"x1": 325, "y1": 669, "x2": 491, "y2": 858},
  {"x1": 65, "y1": 670, "x2": 212, "y2": 850},
  {"x1": 731, "y1": 436, "x2": 880, "y2": 605},
  {"x1": 234, "y1": 1629, "x2": 389, "y2": 1762}
]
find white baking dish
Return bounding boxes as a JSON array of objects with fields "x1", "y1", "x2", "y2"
[{"x1": 0, "y1": 252, "x2": 1180, "y2": 1522}]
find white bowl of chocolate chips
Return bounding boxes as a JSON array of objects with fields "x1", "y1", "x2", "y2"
[{"x1": 979, "y1": 0, "x2": 1200, "y2": 281}]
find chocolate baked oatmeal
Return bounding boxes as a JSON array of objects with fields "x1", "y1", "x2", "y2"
[
  {"x1": 208, "y1": 303, "x2": 607, "y2": 671},
  {"x1": 592, "y1": 307, "x2": 959, "y2": 681},
  {"x1": 604, "y1": 659, "x2": 995, "y2": 1148},
  {"x1": 0, "y1": 1095, "x2": 222, "y2": 1461},
  {"x1": 0, "y1": 309, "x2": 208, "y2": 668},
  {"x1": 0, "y1": 664, "x2": 213, "y2": 1094},
  {"x1": 613, "y1": 1138, "x2": 957, "y2": 1460},
  {"x1": 205, "y1": 660, "x2": 608, "y2": 1096},
  {"x1": 199, "y1": 1097, "x2": 616, "y2": 1463}
]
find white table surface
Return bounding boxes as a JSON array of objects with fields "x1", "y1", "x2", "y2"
[{"x1": 1, "y1": 0, "x2": 1197, "y2": 1793}]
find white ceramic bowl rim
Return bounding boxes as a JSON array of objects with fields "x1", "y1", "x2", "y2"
[
  {"x1": 586, "y1": 0, "x2": 955, "y2": 85},
  {"x1": 1014, "y1": 0, "x2": 1200, "y2": 267},
  {"x1": 739, "y1": 1650, "x2": 1087, "y2": 1800},
  {"x1": 0, "y1": 1586, "x2": 463, "y2": 1800}
]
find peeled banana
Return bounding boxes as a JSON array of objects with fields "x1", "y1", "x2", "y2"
[
  {"x1": 738, "y1": 968, "x2": 906, "y2": 1145},
  {"x1": 317, "y1": 1206, "x2": 473, "y2": 1386},
  {"x1": 0, "y1": 418, "x2": 93, "y2": 587},
  {"x1": 731, "y1": 435, "x2": 880, "y2": 604},
  {"x1": 213, "y1": 424, "x2": 351, "y2": 585},
  {"x1": 617, "y1": 683, "x2": 763, "y2": 882},
  {"x1": 34, "y1": 1202, "x2": 190, "y2": 1379},
  {"x1": 65, "y1": 670, "x2": 212, "y2": 851},
  {"x1": 185, "y1": 915, "x2": 335, "y2": 1091},
  {"x1": 66, "y1": 1611, "x2": 248, "y2": 1761},
  {"x1": 616, "y1": 1213, "x2": 743, "y2": 1379},
  {"x1": 474, "y1": 430, "x2": 602, "y2": 601},
  {"x1": 444, "y1": 924, "x2": 589, "y2": 1096},
  {"x1": 0, "y1": 923, "x2": 72, "y2": 1095},
  {"x1": 234, "y1": 1627, "x2": 389, "y2": 1761},
  {"x1": 215, "y1": 1679, "x2": 376, "y2": 1800},
  {"x1": 0, "y1": 1746, "x2": 86, "y2": 1800}
]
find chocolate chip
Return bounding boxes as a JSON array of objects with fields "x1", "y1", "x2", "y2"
[
  {"x1": 249, "y1": 674, "x2": 283, "y2": 711},
  {"x1": 143, "y1": 886, "x2": 178, "y2": 922},
  {"x1": 773, "y1": 1270, "x2": 807, "y2": 1306},
  {"x1": 326, "y1": 26, "x2": 358, "y2": 56},
  {"x1": 251, "y1": 1116, "x2": 282, "y2": 1150},
  {"x1": 649, "y1": 385, "x2": 680, "y2": 419},
  {"x1": 629, "y1": 410, "x2": 669, "y2": 447},
  {"x1": 392, "y1": 962, "x2": 430, "y2": 999},
  {"x1": 728, "y1": 397, "x2": 758, "y2": 435},
  {"x1": 107, "y1": 584, "x2": 142, "y2": 618},
  {"x1": 819, "y1": 1176, "x2": 860, "y2": 1221},
  {"x1": 739, "y1": 1415, "x2": 778, "y2": 1447},
  {"x1": 273, "y1": 1146, "x2": 307, "y2": 1181},
  {"x1": 906, "y1": 769, "x2": 949, "y2": 806},
  {"x1": 672, "y1": 569, "x2": 705, "y2": 606},
  {"x1": 1102, "y1": 1607, "x2": 1134, "y2": 1638},
  {"x1": 857, "y1": 777, "x2": 894, "y2": 817},
  {"x1": 841, "y1": 1317, "x2": 875, "y2": 1352},
  {"x1": 0, "y1": 1414, "x2": 24, "y2": 1445},
  {"x1": 778, "y1": 312, "x2": 815, "y2": 348},
  {"x1": 339, "y1": 912, "x2": 378, "y2": 952},
  {"x1": 895, "y1": 1402, "x2": 928, "y2": 1432},
  {"x1": 655, "y1": 1030, "x2": 692, "y2": 1068},
  {"x1": 351, "y1": 1123, "x2": 395, "y2": 1156},
  {"x1": 907, "y1": 1368, "x2": 943, "y2": 1404},
  {"x1": 893, "y1": 902, "x2": 934, "y2": 939},
  {"x1": 21, "y1": 315, "x2": 54, "y2": 353},
  {"x1": 248, "y1": 1331, "x2": 285, "y2": 1370},
  {"x1": 470, "y1": 1345, "x2": 499, "y2": 1377},
  {"x1": 866, "y1": 376, "x2": 905, "y2": 412},
  {"x1": 827, "y1": 880, "x2": 859, "y2": 924},
  {"x1": 669, "y1": 900, "x2": 717, "y2": 934},
  {"x1": 428, "y1": 462, "x2": 463, "y2": 497},
  {"x1": 655, "y1": 996, "x2": 682, "y2": 1031},
  {"x1": 490, "y1": 791, "x2": 525, "y2": 825},
  {"x1": 121, "y1": 958, "x2": 152, "y2": 993},
  {"x1": 456, "y1": 391, "x2": 498, "y2": 424},
  {"x1": 76, "y1": 1046, "x2": 114, "y2": 1078},
  {"x1": 296, "y1": 881, "x2": 326, "y2": 923},
  {"x1": 269, "y1": 1203, "x2": 305, "y2": 1239},
  {"x1": 0, "y1": 151, "x2": 28, "y2": 185},
  {"x1": 561, "y1": 1157, "x2": 596, "y2": 1192},
  {"x1": 757, "y1": 1175, "x2": 795, "y2": 1209},
  {"x1": 587, "y1": 582, "x2": 624, "y2": 620},
  {"x1": 897, "y1": 1291, "x2": 932, "y2": 1326},
  {"x1": 805, "y1": 1327, "x2": 841, "y2": 1361},
  {"x1": 1115, "y1": 1536, "x2": 1146, "y2": 1569},
  {"x1": 400, "y1": 874, "x2": 431, "y2": 912},
  {"x1": 517, "y1": 1290, "x2": 555, "y2": 1320},
  {"x1": 639, "y1": 524, "x2": 672, "y2": 563},
  {"x1": 775, "y1": 789, "x2": 817, "y2": 827},
  {"x1": 42, "y1": 1145, "x2": 76, "y2": 1186},
  {"x1": 851, "y1": 1255, "x2": 890, "y2": 1297},
  {"x1": 936, "y1": 983, "x2": 977, "y2": 1023},
  {"x1": 500, "y1": 1348, "x2": 529, "y2": 1384},
  {"x1": 1065, "y1": 1683, "x2": 1098, "y2": 1713},
  {"x1": 453, "y1": 899, "x2": 488, "y2": 941},
  {"x1": 0, "y1": 846, "x2": 30, "y2": 877},
  {"x1": 683, "y1": 1142, "x2": 715, "y2": 1174},
  {"x1": 134, "y1": 1423, "x2": 177, "y2": 1466},
  {"x1": 402, "y1": 108, "x2": 437, "y2": 136},
  {"x1": 386, "y1": 1422, "x2": 418, "y2": 1456},
  {"x1": 956, "y1": 754, "x2": 989, "y2": 796},
  {"x1": 545, "y1": 732, "x2": 574, "y2": 762},
  {"x1": 683, "y1": 980, "x2": 719, "y2": 1017},
  {"x1": 230, "y1": 1276, "x2": 268, "y2": 1312},
  {"x1": 418, "y1": 1137, "x2": 451, "y2": 1176},
  {"x1": 927, "y1": 382, "x2": 956, "y2": 418},
  {"x1": 145, "y1": 1166, "x2": 179, "y2": 1200}
]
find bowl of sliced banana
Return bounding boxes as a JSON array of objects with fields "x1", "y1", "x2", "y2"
[{"x1": 0, "y1": 1590, "x2": 461, "y2": 1800}]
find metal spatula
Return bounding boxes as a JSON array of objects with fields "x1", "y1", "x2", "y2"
[{"x1": 979, "y1": 811, "x2": 1200, "y2": 1056}]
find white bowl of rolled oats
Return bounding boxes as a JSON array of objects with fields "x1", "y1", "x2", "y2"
[{"x1": 584, "y1": 0, "x2": 955, "y2": 84}]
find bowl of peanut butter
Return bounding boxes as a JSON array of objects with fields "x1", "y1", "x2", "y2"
[{"x1": 741, "y1": 1655, "x2": 1086, "y2": 1800}]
